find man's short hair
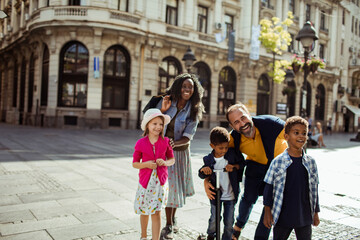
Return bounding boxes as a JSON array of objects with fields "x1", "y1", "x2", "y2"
[
  {"x1": 284, "y1": 116, "x2": 309, "y2": 134},
  {"x1": 210, "y1": 126, "x2": 230, "y2": 145},
  {"x1": 226, "y1": 102, "x2": 249, "y2": 123}
]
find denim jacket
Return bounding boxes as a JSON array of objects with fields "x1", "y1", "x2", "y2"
[{"x1": 156, "y1": 99, "x2": 198, "y2": 141}]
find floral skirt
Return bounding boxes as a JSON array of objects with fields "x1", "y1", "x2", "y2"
[{"x1": 134, "y1": 169, "x2": 168, "y2": 215}]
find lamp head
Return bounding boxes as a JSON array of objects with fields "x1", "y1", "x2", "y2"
[{"x1": 296, "y1": 21, "x2": 318, "y2": 49}]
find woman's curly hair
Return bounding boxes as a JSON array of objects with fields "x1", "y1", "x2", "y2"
[{"x1": 165, "y1": 73, "x2": 205, "y2": 121}]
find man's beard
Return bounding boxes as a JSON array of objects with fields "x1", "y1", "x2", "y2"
[{"x1": 239, "y1": 122, "x2": 253, "y2": 137}]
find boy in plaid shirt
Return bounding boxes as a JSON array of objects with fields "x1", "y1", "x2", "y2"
[{"x1": 263, "y1": 116, "x2": 320, "y2": 240}]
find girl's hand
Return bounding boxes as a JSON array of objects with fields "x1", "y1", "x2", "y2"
[
  {"x1": 156, "y1": 158, "x2": 166, "y2": 166},
  {"x1": 160, "y1": 95, "x2": 172, "y2": 113},
  {"x1": 225, "y1": 164, "x2": 235, "y2": 172},
  {"x1": 146, "y1": 161, "x2": 157, "y2": 169}
]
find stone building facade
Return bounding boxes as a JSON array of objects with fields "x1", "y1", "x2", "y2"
[{"x1": 0, "y1": 0, "x2": 359, "y2": 131}]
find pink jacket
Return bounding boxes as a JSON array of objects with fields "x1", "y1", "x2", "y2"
[{"x1": 133, "y1": 136, "x2": 174, "y2": 188}]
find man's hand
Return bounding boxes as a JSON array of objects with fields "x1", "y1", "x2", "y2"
[
  {"x1": 204, "y1": 178, "x2": 215, "y2": 200},
  {"x1": 225, "y1": 164, "x2": 238, "y2": 172},
  {"x1": 313, "y1": 212, "x2": 320, "y2": 226},
  {"x1": 200, "y1": 166, "x2": 212, "y2": 175},
  {"x1": 263, "y1": 206, "x2": 274, "y2": 229}
]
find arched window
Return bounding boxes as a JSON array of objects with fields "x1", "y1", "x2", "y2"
[
  {"x1": 28, "y1": 54, "x2": 35, "y2": 113},
  {"x1": 315, "y1": 84, "x2": 325, "y2": 121},
  {"x1": 193, "y1": 62, "x2": 211, "y2": 113},
  {"x1": 218, "y1": 67, "x2": 236, "y2": 115},
  {"x1": 257, "y1": 74, "x2": 270, "y2": 115},
  {"x1": 158, "y1": 57, "x2": 182, "y2": 95},
  {"x1": 41, "y1": 46, "x2": 49, "y2": 106},
  {"x1": 58, "y1": 41, "x2": 89, "y2": 107},
  {"x1": 102, "y1": 45, "x2": 130, "y2": 109},
  {"x1": 20, "y1": 58, "x2": 26, "y2": 113},
  {"x1": 300, "y1": 82, "x2": 312, "y2": 117},
  {"x1": 286, "y1": 80, "x2": 296, "y2": 117},
  {"x1": 13, "y1": 60, "x2": 18, "y2": 107}
]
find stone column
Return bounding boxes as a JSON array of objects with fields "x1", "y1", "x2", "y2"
[
  {"x1": 329, "y1": 7, "x2": 338, "y2": 66},
  {"x1": 252, "y1": 0, "x2": 259, "y2": 26},
  {"x1": 241, "y1": 0, "x2": 252, "y2": 41}
]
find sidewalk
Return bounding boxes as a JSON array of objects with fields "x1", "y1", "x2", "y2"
[{"x1": 0, "y1": 123, "x2": 360, "y2": 240}]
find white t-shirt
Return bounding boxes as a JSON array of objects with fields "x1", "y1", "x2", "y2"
[{"x1": 213, "y1": 156, "x2": 235, "y2": 201}]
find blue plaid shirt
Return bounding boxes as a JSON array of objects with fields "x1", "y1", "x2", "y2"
[{"x1": 263, "y1": 149, "x2": 319, "y2": 225}]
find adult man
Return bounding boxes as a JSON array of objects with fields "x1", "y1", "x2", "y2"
[{"x1": 205, "y1": 103, "x2": 287, "y2": 240}]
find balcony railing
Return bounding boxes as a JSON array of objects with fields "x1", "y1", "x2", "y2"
[{"x1": 54, "y1": 7, "x2": 87, "y2": 16}]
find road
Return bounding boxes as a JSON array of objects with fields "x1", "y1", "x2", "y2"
[{"x1": 0, "y1": 123, "x2": 359, "y2": 240}]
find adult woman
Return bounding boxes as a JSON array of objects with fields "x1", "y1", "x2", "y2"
[
  {"x1": 311, "y1": 122, "x2": 326, "y2": 147},
  {"x1": 156, "y1": 73, "x2": 204, "y2": 239}
]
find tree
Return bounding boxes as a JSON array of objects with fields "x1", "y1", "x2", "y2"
[{"x1": 259, "y1": 12, "x2": 294, "y2": 83}]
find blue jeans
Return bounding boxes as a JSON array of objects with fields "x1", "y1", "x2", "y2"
[
  {"x1": 207, "y1": 200, "x2": 235, "y2": 240},
  {"x1": 235, "y1": 176, "x2": 271, "y2": 240},
  {"x1": 273, "y1": 224, "x2": 312, "y2": 240}
]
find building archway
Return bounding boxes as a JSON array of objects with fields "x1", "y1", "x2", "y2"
[
  {"x1": 158, "y1": 56, "x2": 182, "y2": 95},
  {"x1": 193, "y1": 62, "x2": 211, "y2": 113},
  {"x1": 218, "y1": 66, "x2": 236, "y2": 115},
  {"x1": 315, "y1": 84, "x2": 325, "y2": 121},
  {"x1": 257, "y1": 74, "x2": 270, "y2": 115},
  {"x1": 58, "y1": 41, "x2": 89, "y2": 107},
  {"x1": 102, "y1": 45, "x2": 131, "y2": 110},
  {"x1": 286, "y1": 80, "x2": 296, "y2": 117}
]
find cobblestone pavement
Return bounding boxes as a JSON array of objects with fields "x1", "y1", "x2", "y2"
[{"x1": 0, "y1": 123, "x2": 359, "y2": 240}]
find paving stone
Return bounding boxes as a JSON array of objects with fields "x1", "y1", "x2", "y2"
[
  {"x1": 31, "y1": 202, "x2": 101, "y2": 220},
  {"x1": 0, "y1": 210, "x2": 35, "y2": 224},
  {"x1": 47, "y1": 219, "x2": 128, "y2": 240},
  {"x1": 74, "y1": 210, "x2": 117, "y2": 223},
  {"x1": 0, "y1": 200, "x2": 61, "y2": 214},
  {"x1": 18, "y1": 191, "x2": 80, "y2": 203},
  {"x1": 78, "y1": 189, "x2": 122, "y2": 203},
  {"x1": 0, "y1": 184, "x2": 42, "y2": 195},
  {"x1": 0, "y1": 195, "x2": 22, "y2": 206},
  {"x1": 0, "y1": 215, "x2": 81, "y2": 235},
  {"x1": 0, "y1": 230, "x2": 53, "y2": 240},
  {"x1": 1, "y1": 162, "x2": 33, "y2": 172}
]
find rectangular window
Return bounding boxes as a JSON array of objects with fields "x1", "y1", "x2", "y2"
[
  {"x1": 342, "y1": 9, "x2": 345, "y2": 25},
  {"x1": 118, "y1": 0, "x2": 129, "y2": 12},
  {"x1": 68, "y1": 0, "x2": 80, "y2": 5},
  {"x1": 13, "y1": 65, "x2": 18, "y2": 108},
  {"x1": 341, "y1": 41, "x2": 344, "y2": 55},
  {"x1": 305, "y1": 4, "x2": 311, "y2": 21},
  {"x1": 289, "y1": 0, "x2": 295, "y2": 14},
  {"x1": 352, "y1": 16, "x2": 354, "y2": 32},
  {"x1": 224, "y1": 14, "x2": 234, "y2": 38},
  {"x1": 288, "y1": 34, "x2": 294, "y2": 52},
  {"x1": 166, "y1": 0, "x2": 178, "y2": 26},
  {"x1": 197, "y1": 5, "x2": 208, "y2": 33},
  {"x1": 355, "y1": 19, "x2": 358, "y2": 35},
  {"x1": 320, "y1": 11, "x2": 326, "y2": 31},
  {"x1": 319, "y1": 44, "x2": 325, "y2": 59}
]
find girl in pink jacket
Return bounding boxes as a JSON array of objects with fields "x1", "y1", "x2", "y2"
[{"x1": 133, "y1": 108, "x2": 175, "y2": 240}]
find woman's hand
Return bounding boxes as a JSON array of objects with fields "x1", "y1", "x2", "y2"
[
  {"x1": 160, "y1": 95, "x2": 172, "y2": 113},
  {"x1": 169, "y1": 138, "x2": 175, "y2": 148},
  {"x1": 204, "y1": 178, "x2": 216, "y2": 200},
  {"x1": 146, "y1": 161, "x2": 157, "y2": 169}
]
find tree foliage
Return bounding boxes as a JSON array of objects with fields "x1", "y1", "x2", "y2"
[{"x1": 259, "y1": 12, "x2": 294, "y2": 83}]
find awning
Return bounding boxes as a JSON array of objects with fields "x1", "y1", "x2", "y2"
[{"x1": 345, "y1": 104, "x2": 360, "y2": 116}]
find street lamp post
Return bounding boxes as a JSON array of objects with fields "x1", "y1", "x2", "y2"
[
  {"x1": 182, "y1": 46, "x2": 196, "y2": 73},
  {"x1": 296, "y1": 21, "x2": 318, "y2": 118}
]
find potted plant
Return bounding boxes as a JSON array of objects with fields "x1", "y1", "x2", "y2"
[
  {"x1": 291, "y1": 55, "x2": 303, "y2": 74},
  {"x1": 307, "y1": 57, "x2": 326, "y2": 73}
]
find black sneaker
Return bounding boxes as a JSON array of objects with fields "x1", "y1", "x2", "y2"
[
  {"x1": 160, "y1": 225, "x2": 173, "y2": 239},
  {"x1": 172, "y1": 217, "x2": 179, "y2": 233}
]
